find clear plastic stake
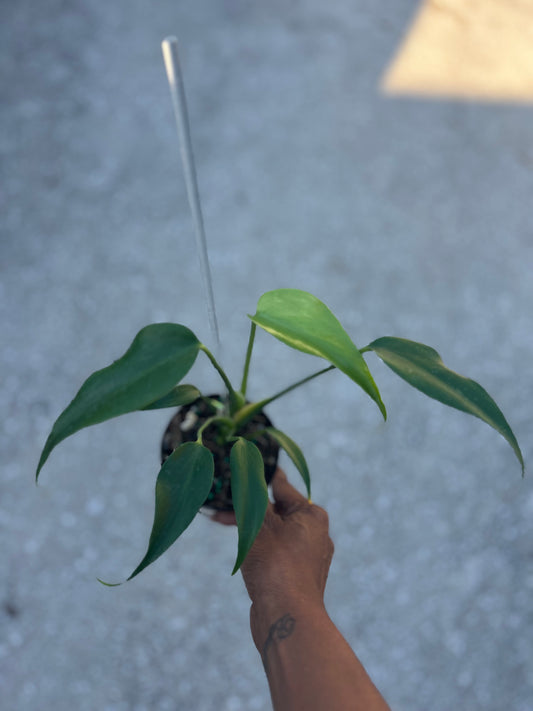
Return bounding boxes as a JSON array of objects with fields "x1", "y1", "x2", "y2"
[{"x1": 161, "y1": 36, "x2": 221, "y2": 350}]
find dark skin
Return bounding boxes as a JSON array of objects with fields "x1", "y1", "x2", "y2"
[{"x1": 214, "y1": 468, "x2": 391, "y2": 711}]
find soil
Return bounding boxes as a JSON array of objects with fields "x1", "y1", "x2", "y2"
[{"x1": 161, "y1": 395, "x2": 279, "y2": 511}]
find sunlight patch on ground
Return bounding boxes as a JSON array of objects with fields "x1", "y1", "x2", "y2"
[{"x1": 382, "y1": 0, "x2": 533, "y2": 102}]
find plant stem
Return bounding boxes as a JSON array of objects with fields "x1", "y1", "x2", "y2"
[
  {"x1": 240, "y1": 322, "x2": 256, "y2": 397},
  {"x1": 196, "y1": 415, "x2": 235, "y2": 444},
  {"x1": 200, "y1": 344, "x2": 234, "y2": 393},
  {"x1": 233, "y1": 365, "x2": 336, "y2": 429},
  {"x1": 261, "y1": 364, "x2": 336, "y2": 407},
  {"x1": 200, "y1": 344, "x2": 242, "y2": 411}
]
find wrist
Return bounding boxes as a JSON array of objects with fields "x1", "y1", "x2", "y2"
[{"x1": 249, "y1": 593, "x2": 326, "y2": 651}]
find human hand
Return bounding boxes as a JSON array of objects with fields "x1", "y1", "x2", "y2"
[
  {"x1": 214, "y1": 473, "x2": 391, "y2": 711},
  {"x1": 213, "y1": 468, "x2": 334, "y2": 618}
]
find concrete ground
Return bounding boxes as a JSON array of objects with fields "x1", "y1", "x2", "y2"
[{"x1": 2, "y1": 1, "x2": 532, "y2": 709}]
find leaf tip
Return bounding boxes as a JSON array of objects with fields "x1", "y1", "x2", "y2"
[
  {"x1": 35, "y1": 448, "x2": 48, "y2": 483},
  {"x1": 126, "y1": 561, "x2": 146, "y2": 583},
  {"x1": 231, "y1": 550, "x2": 247, "y2": 575}
]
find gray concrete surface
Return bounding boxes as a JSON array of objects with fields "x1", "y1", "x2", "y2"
[{"x1": 2, "y1": 1, "x2": 532, "y2": 709}]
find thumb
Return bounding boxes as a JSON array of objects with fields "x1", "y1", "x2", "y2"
[{"x1": 271, "y1": 468, "x2": 308, "y2": 514}]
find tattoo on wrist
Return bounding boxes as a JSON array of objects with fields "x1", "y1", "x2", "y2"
[{"x1": 261, "y1": 613, "x2": 296, "y2": 674}]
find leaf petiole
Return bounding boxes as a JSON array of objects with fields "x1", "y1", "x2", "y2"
[
  {"x1": 233, "y1": 365, "x2": 336, "y2": 429},
  {"x1": 196, "y1": 415, "x2": 235, "y2": 445},
  {"x1": 199, "y1": 344, "x2": 242, "y2": 412},
  {"x1": 240, "y1": 322, "x2": 256, "y2": 397}
]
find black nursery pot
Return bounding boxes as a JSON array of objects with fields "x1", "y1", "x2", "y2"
[{"x1": 161, "y1": 395, "x2": 280, "y2": 511}]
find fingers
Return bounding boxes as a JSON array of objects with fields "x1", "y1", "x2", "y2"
[
  {"x1": 210, "y1": 468, "x2": 310, "y2": 526},
  {"x1": 210, "y1": 510, "x2": 237, "y2": 526},
  {"x1": 271, "y1": 467, "x2": 309, "y2": 515},
  {"x1": 210, "y1": 504, "x2": 275, "y2": 527}
]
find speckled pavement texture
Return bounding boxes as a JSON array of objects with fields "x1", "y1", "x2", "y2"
[{"x1": 2, "y1": 2, "x2": 532, "y2": 709}]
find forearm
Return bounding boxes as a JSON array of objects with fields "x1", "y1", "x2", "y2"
[{"x1": 250, "y1": 596, "x2": 391, "y2": 711}]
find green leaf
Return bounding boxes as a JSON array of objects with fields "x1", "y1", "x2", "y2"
[
  {"x1": 265, "y1": 427, "x2": 311, "y2": 499},
  {"x1": 128, "y1": 442, "x2": 214, "y2": 580},
  {"x1": 250, "y1": 289, "x2": 386, "y2": 419},
  {"x1": 365, "y1": 337, "x2": 524, "y2": 474},
  {"x1": 230, "y1": 438, "x2": 269, "y2": 575},
  {"x1": 142, "y1": 384, "x2": 201, "y2": 410},
  {"x1": 36, "y1": 324, "x2": 201, "y2": 479}
]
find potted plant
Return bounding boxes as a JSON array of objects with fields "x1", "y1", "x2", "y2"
[{"x1": 36, "y1": 288, "x2": 524, "y2": 582}]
